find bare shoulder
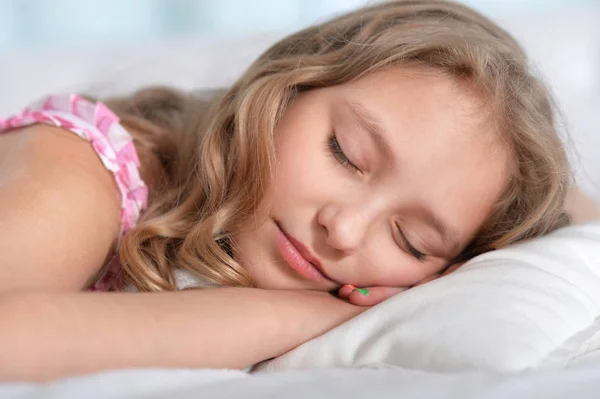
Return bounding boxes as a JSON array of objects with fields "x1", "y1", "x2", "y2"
[
  {"x1": 0, "y1": 124, "x2": 122, "y2": 292},
  {"x1": 565, "y1": 186, "x2": 600, "y2": 224}
]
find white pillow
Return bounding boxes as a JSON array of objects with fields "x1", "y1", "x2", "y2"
[{"x1": 253, "y1": 222, "x2": 600, "y2": 373}]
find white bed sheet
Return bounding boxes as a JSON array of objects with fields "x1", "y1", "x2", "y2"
[{"x1": 3, "y1": 365, "x2": 600, "y2": 399}]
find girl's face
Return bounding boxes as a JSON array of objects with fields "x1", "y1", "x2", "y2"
[{"x1": 231, "y1": 67, "x2": 509, "y2": 291}]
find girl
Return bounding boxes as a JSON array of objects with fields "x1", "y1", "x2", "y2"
[{"x1": 0, "y1": 0, "x2": 597, "y2": 382}]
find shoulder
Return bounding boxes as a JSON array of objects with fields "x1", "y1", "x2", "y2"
[
  {"x1": 0, "y1": 94, "x2": 151, "y2": 291},
  {"x1": 2, "y1": 123, "x2": 122, "y2": 200},
  {"x1": 0, "y1": 123, "x2": 124, "y2": 290},
  {"x1": 565, "y1": 186, "x2": 600, "y2": 224},
  {"x1": 1, "y1": 94, "x2": 149, "y2": 231}
]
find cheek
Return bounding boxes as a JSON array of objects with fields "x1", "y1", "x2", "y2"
[
  {"x1": 272, "y1": 138, "x2": 328, "y2": 201},
  {"x1": 370, "y1": 264, "x2": 429, "y2": 287},
  {"x1": 360, "y1": 247, "x2": 446, "y2": 287}
]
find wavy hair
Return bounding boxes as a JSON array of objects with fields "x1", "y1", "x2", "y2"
[{"x1": 105, "y1": 0, "x2": 571, "y2": 291}]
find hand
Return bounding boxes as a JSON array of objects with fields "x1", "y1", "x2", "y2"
[
  {"x1": 338, "y1": 284, "x2": 407, "y2": 306},
  {"x1": 304, "y1": 290, "x2": 368, "y2": 322},
  {"x1": 338, "y1": 262, "x2": 464, "y2": 306}
]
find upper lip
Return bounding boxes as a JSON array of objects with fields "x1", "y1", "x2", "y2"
[{"x1": 276, "y1": 222, "x2": 338, "y2": 284}]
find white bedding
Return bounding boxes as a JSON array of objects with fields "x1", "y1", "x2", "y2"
[
  {"x1": 255, "y1": 222, "x2": 600, "y2": 373},
  {"x1": 3, "y1": 365, "x2": 600, "y2": 399}
]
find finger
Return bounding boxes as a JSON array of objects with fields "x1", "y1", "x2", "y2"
[
  {"x1": 338, "y1": 284, "x2": 356, "y2": 300},
  {"x1": 348, "y1": 286, "x2": 407, "y2": 307}
]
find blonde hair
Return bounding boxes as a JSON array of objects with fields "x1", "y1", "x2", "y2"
[{"x1": 106, "y1": 0, "x2": 571, "y2": 291}]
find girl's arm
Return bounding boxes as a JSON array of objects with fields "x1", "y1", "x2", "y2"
[{"x1": 0, "y1": 288, "x2": 364, "y2": 382}]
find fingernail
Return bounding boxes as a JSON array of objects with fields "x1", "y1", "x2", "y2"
[
  {"x1": 344, "y1": 284, "x2": 356, "y2": 290},
  {"x1": 354, "y1": 288, "x2": 369, "y2": 296}
]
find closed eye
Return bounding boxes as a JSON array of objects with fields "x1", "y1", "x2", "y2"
[
  {"x1": 327, "y1": 134, "x2": 360, "y2": 172},
  {"x1": 395, "y1": 222, "x2": 426, "y2": 262}
]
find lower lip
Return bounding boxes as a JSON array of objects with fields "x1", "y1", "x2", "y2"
[{"x1": 275, "y1": 225, "x2": 328, "y2": 282}]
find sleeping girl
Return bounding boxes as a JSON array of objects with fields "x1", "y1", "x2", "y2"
[{"x1": 0, "y1": 0, "x2": 598, "y2": 382}]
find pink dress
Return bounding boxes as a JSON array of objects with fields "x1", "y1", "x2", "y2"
[{"x1": 0, "y1": 94, "x2": 148, "y2": 291}]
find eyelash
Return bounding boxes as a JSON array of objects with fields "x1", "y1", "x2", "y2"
[
  {"x1": 327, "y1": 134, "x2": 360, "y2": 172},
  {"x1": 395, "y1": 223, "x2": 427, "y2": 262}
]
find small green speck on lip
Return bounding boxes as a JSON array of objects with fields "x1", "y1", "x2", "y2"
[{"x1": 354, "y1": 288, "x2": 369, "y2": 296}]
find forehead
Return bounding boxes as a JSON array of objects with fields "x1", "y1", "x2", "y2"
[
  {"x1": 333, "y1": 66, "x2": 503, "y2": 157},
  {"x1": 339, "y1": 66, "x2": 492, "y2": 135},
  {"x1": 332, "y1": 67, "x2": 510, "y2": 244}
]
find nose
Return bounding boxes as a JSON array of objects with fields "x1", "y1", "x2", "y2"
[{"x1": 317, "y1": 202, "x2": 371, "y2": 254}]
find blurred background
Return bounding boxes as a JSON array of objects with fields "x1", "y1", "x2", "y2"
[
  {"x1": 0, "y1": 0, "x2": 596, "y2": 51},
  {"x1": 0, "y1": 0, "x2": 599, "y2": 199}
]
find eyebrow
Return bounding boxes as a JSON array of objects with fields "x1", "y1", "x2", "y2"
[
  {"x1": 345, "y1": 100, "x2": 462, "y2": 256},
  {"x1": 346, "y1": 100, "x2": 396, "y2": 166}
]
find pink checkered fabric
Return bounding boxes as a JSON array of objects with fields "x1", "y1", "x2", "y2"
[{"x1": 0, "y1": 94, "x2": 149, "y2": 291}]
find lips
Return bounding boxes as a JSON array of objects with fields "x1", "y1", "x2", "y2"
[
  {"x1": 285, "y1": 232, "x2": 324, "y2": 271},
  {"x1": 275, "y1": 222, "x2": 334, "y2": 283}
]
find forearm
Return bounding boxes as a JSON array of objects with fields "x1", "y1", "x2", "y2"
[{"x1": 0, "y1": 288, "x2": 358, "y2": 382}]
